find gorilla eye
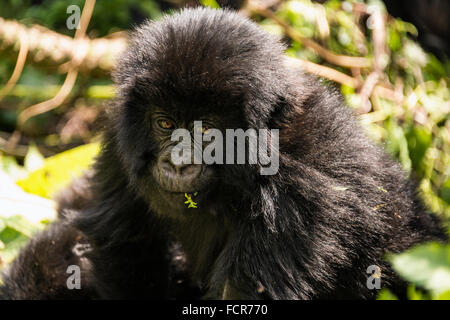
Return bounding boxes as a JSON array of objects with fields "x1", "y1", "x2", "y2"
[
  {"x1": 194, "y1": 125, "x2": 212, "y2": 135},
  {"x1": 202, "y1": 127, "x2": 211, "y2": 134},
  {"x1": 158, "y1": 119, "x2": 176, "y2": 130}
]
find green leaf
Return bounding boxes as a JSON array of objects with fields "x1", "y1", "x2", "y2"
[
  {"x1": 3, "y1": 215, "x2": 43, "y2": 238},
  {"x1": 385, "y1": 118, "x2": 412, "y2": 173},
  {"x1": 389, "y1": 242, "x2": 450, "y2": 295},
  {"x1": 377, "y1": 288, "x2": 398, "y2": 300},
  {"x1": 435, "y1": 290, "x2": 450, "y2": 300},
  {"x1": 86, "y1": 85, "x2": 115, "y2": 99},
  {"x1": 0, "y1": 227, "x2": 30, "y2": 265},
  {"x1": 440, "y1": 179, "x2": 450, "y2": 204},
  {"x1": 407, "y1": 285, "x2": 429, "y2": 300},
  {"x1": 17, "y1": 143, "x2": 100, "y2": 198},
  {"x1": 405, "y1": 126, "x2": 432, "y2": 176},
  {"x1": 388, "y1": 29, "x2": 401, "y2": 52},
  {"x1": 200, "y1": 0, "x2": 220, "y2": 9},
  {"x1": 424, "y1": 54, "x2": 447, "y2": 81}
]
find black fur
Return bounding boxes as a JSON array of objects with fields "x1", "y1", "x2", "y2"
[
  {"x1": 1, "y1": 8, "x2": 447, "y2": 300},
  {"x1": 0, "y1": 219, "x2": 96, "y2": 299}
]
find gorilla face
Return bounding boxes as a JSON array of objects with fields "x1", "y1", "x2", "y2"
[
  {"x1": 147, "y1": 109, "x2": 220, "y2": 213},
  {"x1": 117, "y1": 98, "x2": 248, "y2": 217},
  {"x1": 111, "y1": 8, "x2": 288, "y2": 218}
]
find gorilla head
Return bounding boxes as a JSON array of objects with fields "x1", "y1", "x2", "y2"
[{"x1": 110, "y1": 8, "x2": 291, "y2": 217}]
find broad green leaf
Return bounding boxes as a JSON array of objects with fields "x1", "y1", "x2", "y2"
[
  {"x1": 17, "y1": 143, "x2": 100, "y2": 198},
  {"x1": 200, "y1": 0, "x2": 220, "y2": 9},
  {"x1": 435, "y1": 290, "x2": 450, "y2": 300},
  {"x1": 388, "y1": 29, "x2": 401, "y2": 52},
  {"x1": 377, "y1": 288, "x2": 398, "y2": 300},
  {"x1": 389, "y1": 242, "x2": 450, "y2": 295},
  {"x1": 407, "y1": 285, "x2": 429, "y2": 300},
  {"x1": 2, "y1": 215, "x2": 44, "y2": 238},
  {"x1": 86, "y1": 85, "x2": 115, "y2": 99},
  {"x1": 0, "y1": 227, "x2": 30, "y2": 264}
]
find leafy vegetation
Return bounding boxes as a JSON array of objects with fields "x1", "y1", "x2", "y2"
[
  {"x1": 0, "y1": 0, "x2": 448, "y2": 299},
  {"x1": 378, "y1": 242, "x2": 450, "y2": 300},
  {"x1": 0, "y1": 143, "x2": 98, "y2": 270}
]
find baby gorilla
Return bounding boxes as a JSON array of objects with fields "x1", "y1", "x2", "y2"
[{"x1": 0, "y1": 7, "x2": 447, "y2": 300}]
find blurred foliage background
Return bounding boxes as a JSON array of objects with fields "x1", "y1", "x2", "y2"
[{"x1": 0, "y1": 0, "x2": 448, "y2": 299}]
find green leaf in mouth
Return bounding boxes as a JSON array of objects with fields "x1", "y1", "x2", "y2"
[{"x1": 184, "y1": 193, "x2": 198, "y2": 208}]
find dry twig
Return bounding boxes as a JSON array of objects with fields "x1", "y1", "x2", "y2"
[
  {"x1": 0, "y1": 30, "x2": 29, "y2": 100},
  {"x1": 250, "y1": 5, "x2": 372, "y2": 69},
  {"x1": 7, "y1": 0, "x2": 97, "y2": 152}
]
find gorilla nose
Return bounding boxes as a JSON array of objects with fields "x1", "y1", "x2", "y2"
[{"x1": 160, "y1": 158, "x2": 202, "y2": 179}]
